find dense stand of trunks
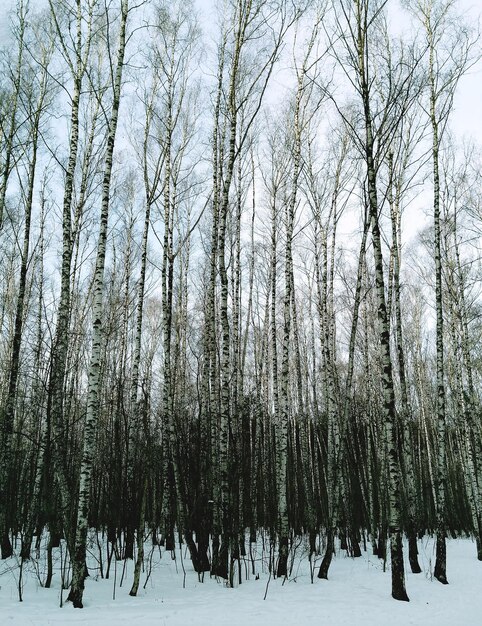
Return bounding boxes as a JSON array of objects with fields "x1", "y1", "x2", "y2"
[{"x1": 0, "y1": 0, "x2": 481, "y2": 609}]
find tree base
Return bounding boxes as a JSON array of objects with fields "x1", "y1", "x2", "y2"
[
  {"x1": 390, "y1": 529, "x2": 409, "y2": 602},
  {"x1": 392, "y1": 588, "x2": 410, "y2": 602},
  {"x1": 277, "y1": 536, "x2": 288, "y2": 578},
  {"x1": 67, "y1": 588, "x2": 84, "y2": 608},
  {"x1": 408, "y1": 534, "x2": 422, "y2": 574},
  {"x1": 211, "y1": 536, "x2": 229, "y2": 580},
  {"x1": 476, "y1": 535, "x2": 482, "y2": 561},
  {"x1": 434, "y1": 572, "x2": 448, "y2": 585},
  {"x1": 434, "y1": 532, "x2": 448, "y2": 584},
  {"x1": 1, "y1": 533, "x2": 13, "y2": 559},
  {"x1": 318, "y1": 529, "x2": 334, "y2": 579}
]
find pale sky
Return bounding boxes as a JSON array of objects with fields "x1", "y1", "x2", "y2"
[
  {"x1": 0, "y1": 0, "x2": 480, "y2": 150},
  {"x1": 446, "y1": 0, "x2": 482, "y2": 144}
]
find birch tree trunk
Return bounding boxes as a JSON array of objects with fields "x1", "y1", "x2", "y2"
[
  {"x1": 315, "y1": 143, "x2": 345, "y2": 580},
  {"x1": 446, "y1": 179, "x2": 482, "y2": 560},
  {"x1": 67, "y1": 0, "x2": 128, "y2": 607},
  {"x1": 353, "y1": 0, "x2": 409, "y2": 601},
  {"x1": 211, "y1": 0, "x2": 290, "y2": 580},
  {"x1": 429, "y1": 40, "x2": 448, "y2": 586},
  {"x1": 0, "y1": 50, "x2": 49, "y2": 558},
  {"x1": 20, "y1": 186, "x2": 48, "y2": 561},
  {"x1": 388, "y1": 148, "x2": 422, "y2": 574},
  {"x1": 277, "y1": 64, "x2": 304, "y2": 580},
  {"x1": 413, "y1": 0, "x2": 475, "y2": 583},
  {"x1": 47, "y1": 0, "x2": 96, "y2": 551}
]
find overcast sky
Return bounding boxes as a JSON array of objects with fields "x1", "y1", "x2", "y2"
[{"x1": 0, "y1": 0, "x2": 480, "y2": 143}]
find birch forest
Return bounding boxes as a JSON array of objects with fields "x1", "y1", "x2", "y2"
[{"x1": 0, "y1": 0, "x2": 481, "y2": 612}]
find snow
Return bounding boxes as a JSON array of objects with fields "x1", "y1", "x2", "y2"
[{"x1": 1, "y1": 535, "x2": 481, "y2": 625}]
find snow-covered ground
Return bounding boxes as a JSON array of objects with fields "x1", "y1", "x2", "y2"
[{"x1": 1, "y1": 535, "x2": 481, "y2": 625}]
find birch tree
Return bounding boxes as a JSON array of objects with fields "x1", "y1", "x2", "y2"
[
  {"x1": 208, "y1": 0, "x2": 294, "y2": 581},
  {"x1": 46, "y1": 0, "x2": 99, "y2": 551},
  {"x1": 331, "y1": 0, "x2": 422, "y2": 600},
  {"x1": 67, "y1": 0, "x2": 129, "y2": 607},
  {"x1": 0, "y1": 16, "x2": 53, "y2": 559},
  {"x1": 410, "y1": 0, "x2": 476, "y2": 584}
]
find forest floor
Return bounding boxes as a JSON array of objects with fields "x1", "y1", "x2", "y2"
[{"x1": 1, "y1": 534, "x2": 481, "y2": 625}]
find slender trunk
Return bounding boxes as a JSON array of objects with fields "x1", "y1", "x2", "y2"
[
  {"x1": 68, "y1": 2, "x2": 128, "y2": 607},
  {"x1": 388, "y1": 152, "x2": 421, "y2": 574},
  {"x1": 277, "y1": 73, "x2": 303, "y2": 579},
  {"x1": 129, "y1": 478, "x2": 147, "y2": 596},
  {"x1": 0, "y1": 67, "x2": 46, "y2": 557},
  {"x1": 48, "y1": 0, "x2": 95, "y2": 549},
  {"x1": 429, "y1": 36, "x2": 448, "y2": 586},
  {"x1": 356, "y1": 2, "x2": 408, "y2": 599}
]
